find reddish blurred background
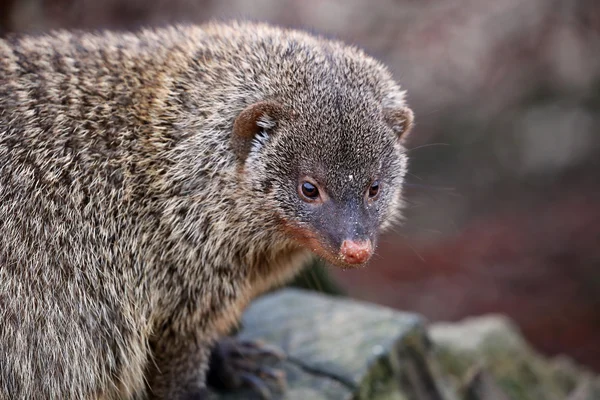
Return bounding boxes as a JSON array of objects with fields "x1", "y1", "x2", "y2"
[{"x1": 2, "y1": 0, "x2": 599, "y2": 371}]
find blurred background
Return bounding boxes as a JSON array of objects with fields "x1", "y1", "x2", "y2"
[{"x1": 2, "y1": 0, "x2": 599, "y2": 374}]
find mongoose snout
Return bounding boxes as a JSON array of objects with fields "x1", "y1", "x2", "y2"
[
  {"x1": 340, "y1": 239, "x2": 373, "y2": 265},
  {"x1": 290, "y1": 176, "x2": 378, "y2": 267}
]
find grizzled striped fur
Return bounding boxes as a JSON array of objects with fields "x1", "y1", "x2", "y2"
[{"x1": 0, "y1": 21, "x2": 414, "y2": 399}]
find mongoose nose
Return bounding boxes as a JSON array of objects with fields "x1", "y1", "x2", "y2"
[{"x1": 340, "y1": 240, "x2": 373, "y2": 265}]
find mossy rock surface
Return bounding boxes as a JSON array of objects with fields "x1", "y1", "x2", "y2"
[
  {"x1": 429, "y1": 315, "x2": 600, "y2": 400},
  {"x1": 209, "y1": 290, "x2": 600, "y2": 400},
  {"x1": 211, "y1": 288, "x2": 451, "y2": 400}
]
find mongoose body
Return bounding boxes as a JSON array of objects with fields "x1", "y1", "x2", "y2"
[{"x1": 0, "y1": 21, "x2": 414, "y2": 399}]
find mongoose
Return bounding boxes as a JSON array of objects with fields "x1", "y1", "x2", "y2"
[{"x1": 0, "y1": 21, "x2": 414, "y2": 399}]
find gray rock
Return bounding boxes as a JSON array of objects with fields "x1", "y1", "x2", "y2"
[
  {"x1": 209, "y1": 291, "x2": 600, "y2": 400},
  {"x1": 211, "y1": 288, "x2": 452, "y2": 400},
  {"x1": 429, "y1": 315, "x2": 600, "y2": 400}
]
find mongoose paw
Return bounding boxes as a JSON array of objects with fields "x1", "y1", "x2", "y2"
[{"x1": 207, "y1": 337, "x2": 287, "y2": 399}]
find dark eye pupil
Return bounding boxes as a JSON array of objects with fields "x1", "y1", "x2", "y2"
[
  {"x1": 369, "y1": 181, "x2": 380, "y2": 197},
  {"x1": 302, "y1": 182, "x2": 319, "y2": 198}
]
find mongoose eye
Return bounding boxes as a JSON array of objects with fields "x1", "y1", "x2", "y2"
[
  {"x1": 368, "y1": 181, "x2": 380, "y2": 198},
  {"x1": 300, "y1": 182, "x2": 320, "y2": 201}
]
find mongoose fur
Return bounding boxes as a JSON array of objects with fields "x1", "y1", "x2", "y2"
[{"x1": 0, "y1": 21, "x2": 414, "y2": 399}]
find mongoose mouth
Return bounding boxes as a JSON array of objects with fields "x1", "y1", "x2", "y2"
[{"x1": 279, "y1": 219, "x2": 374, "y2": 269}]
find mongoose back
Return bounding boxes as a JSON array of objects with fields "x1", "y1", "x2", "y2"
[{"x1": 0, "y1": 21, "x2": 414, "y2": 399}]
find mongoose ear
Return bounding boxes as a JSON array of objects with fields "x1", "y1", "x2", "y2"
[
  {"x1": 384, "y1": 106, "x2": 414, "y2": 142},
  {"x1": 232, "y1": 101, "x2": 284, "y2": 162}
]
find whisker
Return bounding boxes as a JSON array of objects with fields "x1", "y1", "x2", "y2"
[
  {"x1": 403, "y1": 142, "x2": 450, "y2": 154},
  {"x1": 398, "y1": 237, "x2": 426, "y2": 263},
  {"x1": 406, "y1": 172, "x2": 424, "y2": 181},
  {"x1": 403, "y1": 182, "x2": 460, "y2": 195}
]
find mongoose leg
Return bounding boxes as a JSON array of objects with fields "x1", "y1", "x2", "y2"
[
  {"x1": 207, "y1": 337, "x2": 287, "y2": 399},
  {"x1": 147, "y1": 334, "x2": 213, "y2": 400}
]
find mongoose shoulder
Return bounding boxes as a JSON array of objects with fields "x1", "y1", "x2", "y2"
[{"x1": 0, "y1": 21, "x2": 414, "y2": 399}]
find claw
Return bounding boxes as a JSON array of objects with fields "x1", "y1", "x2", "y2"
[
  {"x1": 233, "y1": 340, "x2": 286, "y2": 361},
  {"x1": 261, "y1": 367, "x2": 286, "y2": 389},
  {"x1": 239, "y1": 372, "x2": 272, "y2": 400},
  {"x1": 232, "y1": 359, "x2": 286, "y2": 387}
]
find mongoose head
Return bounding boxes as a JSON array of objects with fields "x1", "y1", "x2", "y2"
[{"x1": 231, "y1": 42, "x2": 414, "y2": 269}]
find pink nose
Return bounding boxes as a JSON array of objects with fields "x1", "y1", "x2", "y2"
[{"x1": 340, "y1": 240, "x2": 373, "y2": 265}]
